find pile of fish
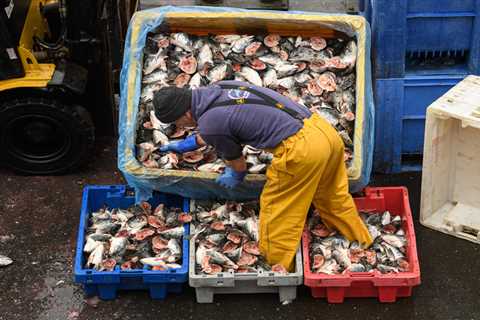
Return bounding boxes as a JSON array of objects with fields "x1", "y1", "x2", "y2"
[
  {"x1": 137, "y1": 115, "x2": 273, "y2": 174},
  {"x1": 83, "y1": 202, "x2": 191, "y2": 271},
  {"x1": 308, "y1": 210, "x2": 410, "y2": 274},
  {"x1": 136, "y1": 32, "x2": 357, "y2": 171},
  {"x1": 191, "y1": 201, "x2": 288, "y2": 275}
]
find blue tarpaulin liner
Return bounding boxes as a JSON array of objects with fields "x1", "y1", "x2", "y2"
[{"x1": 118, "y1": 5, "x2": 374, "y2": 202}]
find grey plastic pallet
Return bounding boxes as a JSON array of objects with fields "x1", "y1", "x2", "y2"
[{"x1": 188, "y1": 201, "x2": 303, "y2": 303}]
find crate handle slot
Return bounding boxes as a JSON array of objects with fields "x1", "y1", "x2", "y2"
[
  {"x1": 350, "y1": 272, "x2": 375, "y2": 278},
  {"x1": 460, "y1": 225, "x2": 479, "y2": 238}
]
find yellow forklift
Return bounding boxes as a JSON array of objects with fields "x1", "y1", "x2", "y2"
[{"x1": 0, "y1": 0, "x2": 135, "y2": 174}]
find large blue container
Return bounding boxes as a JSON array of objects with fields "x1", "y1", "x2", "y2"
[
  {"x1": 374, "y1": 75, "x2": 465, "y2": 173},
  {"x1": 370, "y1": 0, "x2": 480, "y2": 78},
  {"x1": 74, "y1": 185, "x2": 190, "y2": 300}
]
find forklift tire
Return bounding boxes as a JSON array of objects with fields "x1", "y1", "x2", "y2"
[{"x1": 0, "y1": 97, "x2": 95, "y2": 175}]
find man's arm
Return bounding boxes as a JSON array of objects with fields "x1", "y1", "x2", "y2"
[
  {"x1": 225, "y1": 156, "x2": 247, "y2": 172},
  {"x1": 197, "y1": 133, "x2": 246, "y2": 172},
  {"x1": 195, "y1": 134, "x2": 207, "y2": 147}
]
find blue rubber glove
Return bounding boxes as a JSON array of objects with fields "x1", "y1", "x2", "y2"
[
  {"x1": 216, "y1": 167, "x2": 247, "y2": 189},
  {"x1": 159, "y1": 134, "x2": 199, "y2": 153}
]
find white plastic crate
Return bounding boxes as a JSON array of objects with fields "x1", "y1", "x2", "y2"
[{"x1": 420, "y1": 75, "x2": 480, "y2": 244}]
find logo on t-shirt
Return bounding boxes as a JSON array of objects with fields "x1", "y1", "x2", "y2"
[{"x1": 227, "y1": 89, "x2": 250, "y2": 100}]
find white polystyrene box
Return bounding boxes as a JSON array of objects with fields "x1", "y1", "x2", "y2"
[{"x1": 420, "y1": 75, "x2": 480, "y2": 244}]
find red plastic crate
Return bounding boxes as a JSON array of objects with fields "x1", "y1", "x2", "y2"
[{"x1": 302, "y1": 187, "x2": 421, "y2": 303}]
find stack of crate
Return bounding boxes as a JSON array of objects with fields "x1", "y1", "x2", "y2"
[{"x1": 370, "y1": 0, "x2": 480, "y2": 173}]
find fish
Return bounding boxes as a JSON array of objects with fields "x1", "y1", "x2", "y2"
[
  {"x1": 142, "y1": 70, "x2": 169, "y2": 85},
  {"x1": 382, "y1": 234, "x2": 406, "y2": 248},
  {"x1": 312, "y1": 254, "x2": 325, "y2": 270},
  {"x1": 377, "y1": 264, "x2": 399, "y2": 274},
  {"x1": 84, "y1": 237, "x2": 102, "y2": 253},
  {"x1": 167, "y1": 239, "x2": 182, "y2": 261},
  {"x1": 332, "y1": 248, "x2": 351, "y2": 268},
  {"x1": 295, "y1": 36, "x2": 310, "y2": 48},
  {"x1": 153, "y1": 130, "x2": 169, "y2": 146},
  {"x1": 245, "y1": 41, "x2": 263, "y2": 56},
  {"x1": 232, "y1": 35, "x2": 255, "y2": 53},
  {"x1": 249, "y1": 58, "x2": 267, "y2": 71},
  {"x1": 158, "y1": 153, "x2": 179, "y2": 170},
  {"x1": 277, "y1": 76, "x2": 296, "y2": 90},
  {"x1": 99, "y1": 258, "x2": 117, "y2": 271},
  {"x1": 214, "y1": 34, "x2": 241, "y2": 44},
  {"x1": 138, "y1": 32, "x2": 358, "y2": 170},
  {"x1": 207, "y1": 63, "x2": 231, "y2": 82},
  {"x1": 197, "y1": 43, "x2": 213, "y2": 71},
  {"x1": 88, "y1": 233, "x2": 112, "y2": 242},
  {"x1": 0, "y1": 255, "x2": 13, "y2": 267},
  {"x1": 135, "y1": 228, "x2": 156, "y2": 241},
  {"x1": 249, "y1": 163, "x2": 267, "y2": 174},
  {"x1": 143, "y1": 50, "x2": 167, "y2": 75},
  {"x1": 236, "y1": 216, "x2": 259, "y2": 241},
  {"x1": 192, "y1": 201, "x2": 290, "y2": 274},
  {"x1": 258, "y1": 54, "x2": 282, "y2": 66},
  {"x1": 316, "y1": 72, "x2": 337, "y2": 92},
  {"x1": 170, "y1": 33, "x2": 193, "y2": 52},
  {"x1": 126, "y1": 215, "x2": 148, "y2": 234},
  {"x1": 178, "y1": 55, "x2": 197, "y2": 75},
  {"x1": 274, "y1": 62, "x2": 298, "y2": 78},
  {"x1": 206, "y1": 249, "x2": 238, "y2": 269},
  {"x1": 87, "y1": 243, "x2": 105, "y2": 269},
  {"x1": 83, "y1": 204, "x2": 189, "y2": 271},
  {"x1": 114, "y1": 209, "x2": 134, "y2": 223},
  {"x1": 189, "y1": 72, "x2": 204, "y2": 89},
  {"x1": 243, "y1": 241, "x2": 261, "y2": 255},
  {"x1": 349, "y1": 263, "x2": 366, "y2": 272},
  {"x1": 109, "y1": 236, "x2": 128, "y2": 256},
  {"x1": 219, "y1": 43, "x2": 232, "y2": 59},
  {"x1": 310, "y1": 36, "x2": 327, "y2": 51},
  {"x1": 263, "y1": 68, "x2": 278, "y2": 88},
  {"x1": 329, "y1": 40, "x2": 357, "y2": 72},
  {"x1": 238, "y1": 66, "x2": 262, "y2": 87},
  {"x1": 90, "y1": 221, "x2": 119, "y2": 235},
  {"x1": 309, "y1": 210, "x2": 409, "y2": 274},
  {"x1": 264, "y1": 34, "x2": 281, "y2": 48},
  {"x1": 381, "y1": 211, "x2": 391, "y2": 226},
  {"x1": 294, "y1": 71, "x2": 313, "y2": 85},
  {"x1": 174, "y1": 73, "x2": 191, "y2": 88},
  {"x1": 205, "y1": 233, "x2": 226, "y2": 246},
  {"x1": 289, "y1": 47, "x2": 330, "y2": 63},
  {"x1": 158, "y1": 226, "x2": 184, "y2": 239},
  {"x1": 317, "y1": 259, "x2": 339, "y2": 275},
  {"x1": 140, "y1": 257, "x2": 167, "y2": 267}
]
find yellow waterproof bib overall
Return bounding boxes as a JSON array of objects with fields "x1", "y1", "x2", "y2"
[{"x1": 259, "y1": 113, "x2": 373, "y2": 271}]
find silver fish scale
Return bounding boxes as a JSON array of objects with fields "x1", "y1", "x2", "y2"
[{"x1": 137, "y1": 33, "x2": 357, "y2": 170}]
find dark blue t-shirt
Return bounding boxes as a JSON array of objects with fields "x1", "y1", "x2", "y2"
[{"x1": 191, "y1": 80, "x2": 312, "y2": 160}]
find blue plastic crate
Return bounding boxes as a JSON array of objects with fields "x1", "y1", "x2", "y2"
[
  {"x1": 374, "y1": 75, "x2": 465, "y2": 173},
  {"x1": 74, "y1": 185, "x2": 190, "y2": 300},
  {"x1": 370, "y1": 0, "x2": 480, "y2": 78}
]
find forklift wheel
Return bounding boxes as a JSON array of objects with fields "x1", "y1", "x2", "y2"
[{"x1": 0, "y1": 97, "x2": 95, "y2": 175}]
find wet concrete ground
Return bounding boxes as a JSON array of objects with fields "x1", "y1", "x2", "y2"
[{"x1": 0, "y1": 138, "x2": 478, "y2": 320}]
